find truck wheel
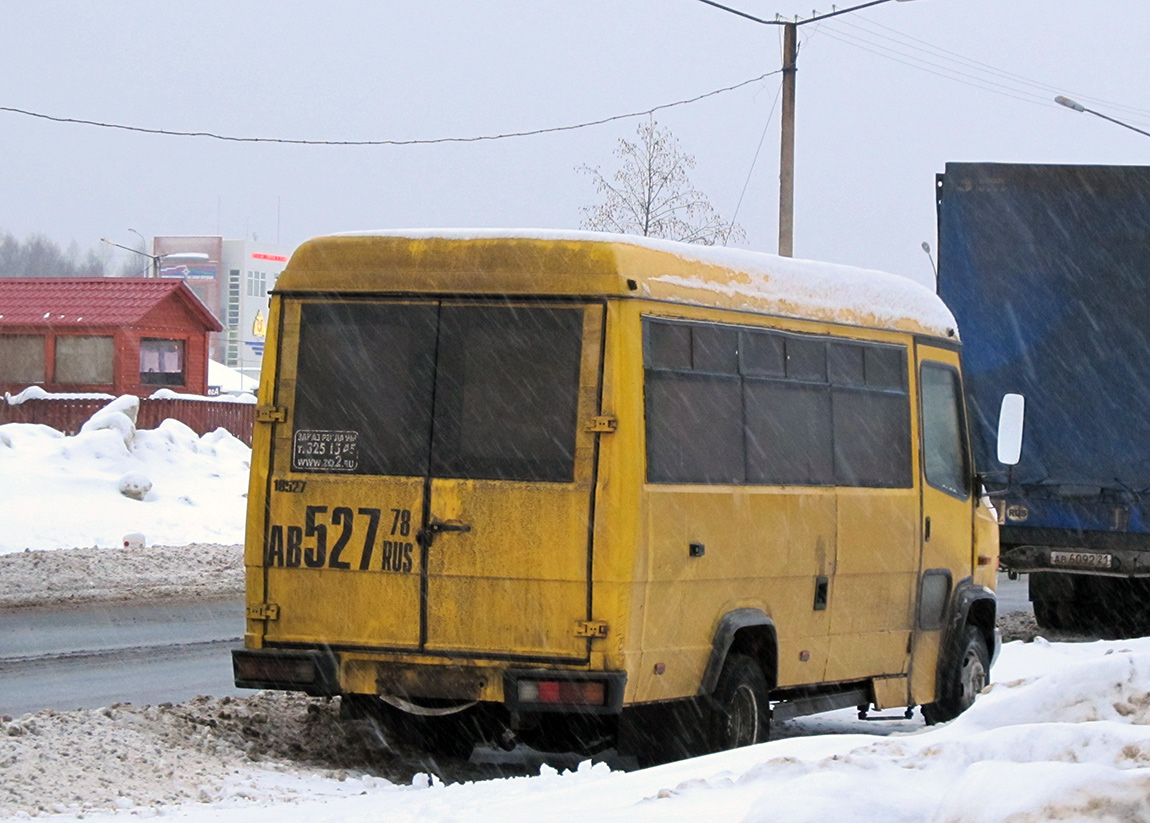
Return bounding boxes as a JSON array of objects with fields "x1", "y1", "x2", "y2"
[
  {"x1": 922, "y1": 625, "x2": 989, "y2": 724},
  {"x1": 708, "y1": 654, "x2": 770, "y2": 751},
  {"x1": 1032, "y1": 600, "x2": 1065, "y2": 631}
]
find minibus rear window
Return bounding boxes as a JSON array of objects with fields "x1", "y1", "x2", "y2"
[
  {"x1": 291, "y1": 302, "x2": 583, "y2": 482},
  {"x1": 430, "y1": 305, "x2": 583, "y2": 482},
  {"x1": 293, "y1": 302, "x2": 438, "y2": 477}
]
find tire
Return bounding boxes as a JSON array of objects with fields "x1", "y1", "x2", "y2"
[
  {"x1": 922, "y1": 625, "x2": 989, "y2": 724},
  {"x1": 338, "y1": 694, "x2": 477, "y2": 759},
  {"x1": 708, "y1": 654, "x2": 771, "y2": 751},
  {"x1": 1032, "y1": 600, "x2": 1064, "y2": 631},
  {"x1": 1035, "y1": 600, "x2": 1100, "y2": 633}
]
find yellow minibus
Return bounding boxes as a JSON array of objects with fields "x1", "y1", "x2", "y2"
[{"x1": 233, "y1": 230, "x2": 1000, "y2": 760}]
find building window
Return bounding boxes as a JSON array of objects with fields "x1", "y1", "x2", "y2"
[
  {"x1": 227, "y1": 269, "x2": 242, "y2": 367},
  {"x1": 56, "y1": 336, "x2": 114, "y2": 385},
  {"x1": 0, "y1": 335, "x2": 46, "y2": 383},
  {"x1": 139, "y1": 339, "x2": 186, "y2": 386}
]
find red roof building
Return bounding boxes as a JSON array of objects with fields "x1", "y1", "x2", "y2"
[{"x1": 0, "y1": 278, "x2": 224, "y2": 397}]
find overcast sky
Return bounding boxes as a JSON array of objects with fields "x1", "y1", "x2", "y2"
[{"x1": 2, "y1": 0, "x2": 1147, "y2": 288}]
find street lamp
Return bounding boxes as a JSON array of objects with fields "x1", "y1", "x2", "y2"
[
  {"x1": 1054, "y1": 95, "x2": 1150, "y2": 140},
  {"x1": 698, "y1": 0, "x2": 921, "y2": 256},
  {"x1": 100, "y1": 237, "x2": 210, "y2": 279}
]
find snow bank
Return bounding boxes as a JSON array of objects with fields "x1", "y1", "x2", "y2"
[
  {"x1": 4, "y1": 639, "x2": 1150, "y2": 822},
  {"x1": 0, "y1": 398, "x2": 251, "y2": 554},
  {"x1": 4, "y1": 386, "x2": 115, "y2": 405}
]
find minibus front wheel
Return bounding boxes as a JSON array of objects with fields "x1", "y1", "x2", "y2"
[
  {"x1": 708, "y1": 654, "x2": 771, "y2": 750},
  {"x1": 923, "y1": 625, "x2": 989, "y2": 724}
]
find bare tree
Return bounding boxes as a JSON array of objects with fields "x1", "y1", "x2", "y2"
[{"x1": 578, "y1": 120, "x2": 744, "y2": 246}]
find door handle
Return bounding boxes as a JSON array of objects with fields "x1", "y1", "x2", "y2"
[
  {"x1": 924, "y1": 516, "x2": 932, "y2": 542},
  {"x1": 416, "y1": 518, "x2": 472, "y2": 548}
]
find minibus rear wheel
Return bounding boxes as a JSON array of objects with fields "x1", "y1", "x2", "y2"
[{"x1": 708, "y1": 654, "x2": 770, "y2": 751}]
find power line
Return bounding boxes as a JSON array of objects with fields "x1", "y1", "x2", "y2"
[
  {"x1": 696, "y1": 0, "x2": 1150, "y2": 129},
  {"x1": 814, "y1": 24, "x2": 1058, "y2": 108},
  {"x1": 842, "y1": 15, "x2": 1150, "y2": 122},
  {"x1": 0, "y1": 72, "x2": 779, "y2": 147},
  {"x1": 728, "y1": 78, "x2": 783, "y2": 237},
  {"x1": 822, "y1": 21, "x2": 1150, "y2": 129}
]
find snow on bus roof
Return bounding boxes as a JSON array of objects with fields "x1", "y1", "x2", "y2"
[{"x1": 328, "y1": 229, "x2": 958, "y2": 339}]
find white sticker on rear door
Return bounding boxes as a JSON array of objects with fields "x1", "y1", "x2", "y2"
[{"x1": 292, "y1": 429, "x2": 360, "y2": 472}]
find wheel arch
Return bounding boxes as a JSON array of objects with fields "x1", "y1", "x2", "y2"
[
  {"x1": 935, "y1": 577, "x2": 997, "y2": 698},
  {"x1": 699, "y1": 608, "x2": 778, "y2": 696}
]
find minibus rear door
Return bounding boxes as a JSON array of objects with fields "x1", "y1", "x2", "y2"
[{"x1": 420, "y1": 302, "x2": 604, "y2": 662}]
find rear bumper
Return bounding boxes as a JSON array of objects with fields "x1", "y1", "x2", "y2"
[
  {"x1": 233, "y1": 648, "x2": 627, "y2": 714},
  {"x1": 232, "y1": 648, "x2": 339, "y2": 696}
]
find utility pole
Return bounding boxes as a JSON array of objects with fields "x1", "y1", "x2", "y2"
[
  {"x1": 778, "y1": 22, "x2": 798, "y2": 257},
  {"x1": 697, "y1": 0, "x2": 921, "y2": 256}
]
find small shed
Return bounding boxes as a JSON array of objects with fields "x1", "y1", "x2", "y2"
[{"x1": 0, "y1": 278, "x2": 224, "y2": 397}]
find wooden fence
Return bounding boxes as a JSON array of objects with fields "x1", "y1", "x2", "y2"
[{"x1": 0, "y1": 397, "x2": 257, "y2": 445}]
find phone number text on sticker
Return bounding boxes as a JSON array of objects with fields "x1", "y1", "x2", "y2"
[
  {"x1": 267, "y1": 506, "x2": 415, "y2": 573},
  {"x1": 292, "y1": 430, "x2": 359, "y2": 472}
]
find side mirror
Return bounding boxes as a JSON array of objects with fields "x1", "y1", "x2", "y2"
[{"x1": 996, "y1": 393, "x2": 1025, "y2": 466}]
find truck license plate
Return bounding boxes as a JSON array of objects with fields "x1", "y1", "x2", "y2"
[{"x1": 1050, "y1": 550, "x2": 1112, "y2": 569}]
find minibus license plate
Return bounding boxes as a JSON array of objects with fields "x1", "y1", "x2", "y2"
[{"x1": 1050, "y1": 550, "x2": 1112, "y2": 569}]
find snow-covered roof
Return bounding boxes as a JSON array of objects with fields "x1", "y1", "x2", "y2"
[{"x1": 281, "y1": 229, "x2": 957, "y2": 339}]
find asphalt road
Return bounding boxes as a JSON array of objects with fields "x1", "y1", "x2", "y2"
[
  {"x1": 0, "y1": 577, "x2": 1033, "y2": 719},
  {"x1": 0, "y1": 595, "x2": 248, "y2": 717},
  {"x1": 996, "y1": 572, "x2": 1031, "y2": 614}
]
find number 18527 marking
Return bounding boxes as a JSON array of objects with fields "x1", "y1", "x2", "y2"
[{"x1": 266, "y1": 506, "x2": 415, "y2": 573}]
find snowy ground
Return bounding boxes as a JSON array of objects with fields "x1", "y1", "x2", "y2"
[
  {"x1": 3, "y1": 401, "x2": 1150, "y2": 822},
  {"x1": 4, "y1": 638, "x2": 1150, "y2": 822},
  {"x1": 0, "y1": 399, "x2": 251, "y2": 555}
]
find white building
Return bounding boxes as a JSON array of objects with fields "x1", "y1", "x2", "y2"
[
  {"x1": 222, "y1": 239, "x2": 290, "y2": 378},
  {"x1": 152, "y1": 236, "x2": 291, "y2": 380}
]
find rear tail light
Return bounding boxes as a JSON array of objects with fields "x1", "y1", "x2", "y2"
[{"x1": 517, "y1": 679, "x2": 607, "y2": 707}]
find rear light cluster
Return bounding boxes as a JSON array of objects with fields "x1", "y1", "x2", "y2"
[{"x1": 517, "y1": 679, "x2": 607, "y2": 707}]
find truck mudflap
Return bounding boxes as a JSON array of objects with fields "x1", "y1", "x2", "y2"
[{"x1": 1000, "y1": 544, "x2": 1150, "y2": 577}]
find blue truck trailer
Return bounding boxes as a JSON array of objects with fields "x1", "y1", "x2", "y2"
[{"x1": 936, "y1": 162, "x2": 1150, "y2": 634}]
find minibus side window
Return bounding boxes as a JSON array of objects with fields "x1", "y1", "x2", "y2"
[
  {"x1": 644, "y1": 318, "x2": 911, "y2": 488},
  {"x1": 744, "y1": 379, "x2": 833, "y2": 484},
  {"x1": 646, "y1": 370, "x2": 745, "y2": 483},
  {"x1": 644, "y1": 322, "x2": 744, "y2": 483},
  {"x1": 920, "y1": 363, "x2": 971, "y2": 499}
]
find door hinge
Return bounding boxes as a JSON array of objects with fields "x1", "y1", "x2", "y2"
[
  {"x1": 247, "y1": 603, "x2": 280, "y2": 621},
  {"x1": 574, "y1": 620, "x2": 609, "y2": 638},
  {"x1": 585, "y1": 416, "x2": 617, "y2": 434},
  {"x1": 256, "y1": 405, "x2": 287, "y2": 423}
]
